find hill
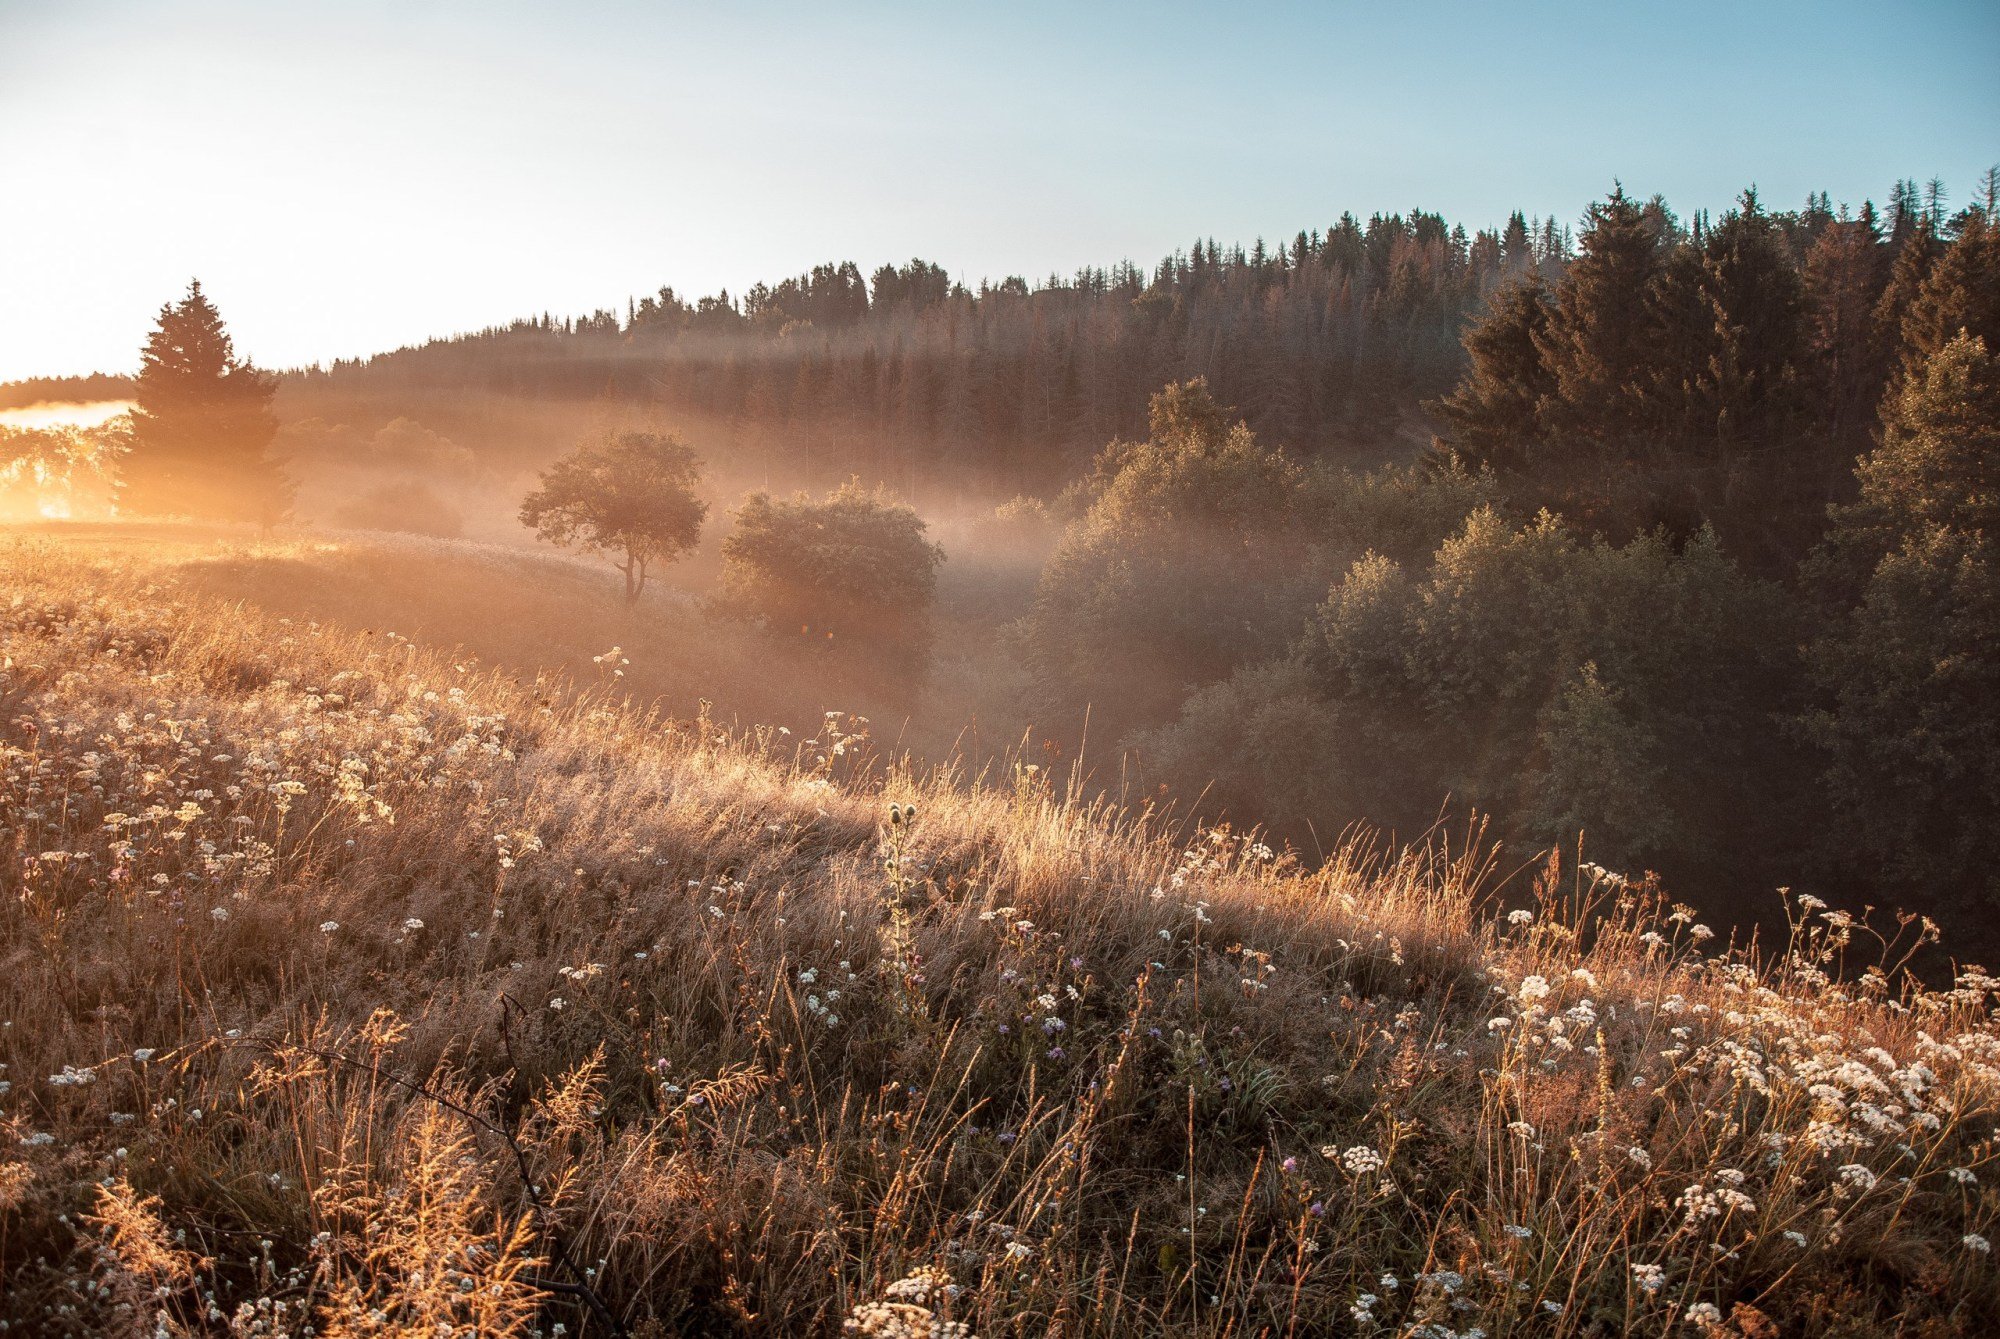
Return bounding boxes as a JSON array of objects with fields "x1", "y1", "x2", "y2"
[{"x1": 3, "y1": 534, "x2": 1998, "y2": 1336}]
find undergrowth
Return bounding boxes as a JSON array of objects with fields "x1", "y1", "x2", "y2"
[{"x1": 2, "y1": 541, "x2": 1997, "y2": 1336}]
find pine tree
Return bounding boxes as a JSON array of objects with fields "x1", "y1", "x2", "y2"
[
  {"x1": 1803, "y1": 333, "x2": 2000, "y2": 906},
  {"x1": 1534, "y1": 186, "x2": 1665, "y2": 443},
  {"x1": 1433, "y1": 276, "x2": 1555, "y2": 471},
  {"x1": 1872, "y1": 222, "x2": 1942, "y2": 414},
  {"x1": 123, "y1": 281, "x2": 287, "y2": 523},
  {"x1": 1500, "y1": 212, "x2": 1532, "y2": 272},
  {"x1": 1802, "y1": 210, "x2": 1890, "y2": 449},
  {"x1": 1688, "y1": 191, "x2": 1808, "y2": 450},
  {"x1": 1896, "y1": 211, "x2": 2000, "y2": 385}
]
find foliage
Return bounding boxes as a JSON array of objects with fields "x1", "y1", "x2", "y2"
[
  {"x1": 2, "y1": 549, "x2": 1997, "y2": 1337},
  {"x1": 717, "y1": 479, "x2": 944, "y2": 665},
  {"x1": 0, "y1": 422, "x2": 126, "y2": 520},
  {"x1": 1022, "y1": 380, "x2": 1318, "y2": 736},
  {"x1": 290, "y1": 204, "x2": 1565, "y2": 497},
  {"x1": 123, "y1": 280, "x2": 289, "y2": 523},
  {"x1": 1435, "y1": 184, "x2": 1995, "y2": 568},
  {"x1": 519, "y1": 430, "x2": 707, "y2": 603},
  {"x1": 1143, "y1": 510, "x2": 1802, "y2": 882},
  {"x1": 1802, "y1": 333, "x2": 2000, "y2": 912}
]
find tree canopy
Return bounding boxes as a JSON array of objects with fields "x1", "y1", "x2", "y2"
[
  {"x1": 717, "y1": 480, "x2": 943, "y2": 667},
  {"x1": 518, "y1": 431, "x2": 707, "y2": 603}
]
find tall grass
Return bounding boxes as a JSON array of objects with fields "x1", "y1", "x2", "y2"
[{"x1": 2, "y1": 538, "x2": 1996, "y2": 1336}]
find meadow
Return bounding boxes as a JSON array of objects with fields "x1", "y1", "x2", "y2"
[{"x1": 3, "y1": 529, "x2": 1997, "y2": 1337}]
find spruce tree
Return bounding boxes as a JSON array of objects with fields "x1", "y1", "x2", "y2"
[
  {"x1": 1433, "y1": 276, "x2": 1555, "y2": 471},
  {"x1": 1688, "y1": 191, "x2": 1808, "y2": 450},
  {"x1": 1896, "y1": 210, "x2": 2000, "y2": 384},
  {"x1": 1803, "y1": 333, "x2": 2000, "y2": 907},
  {"x1": 124, "y1": 281, "x2": 287, "y2": 522},
  {"x1": 1534, "y1": 186, "x2": 1664, "y2": 443},
  {"x1": 1872, "y1": 222, "x2": 1942, "y2": 415},
  {"x1": 1802, "y1": 211, "x2": 1890, "y2": 449}
]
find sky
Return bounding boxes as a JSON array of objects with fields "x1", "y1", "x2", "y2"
[{"x1": 1, "y1": 0, "x2": 1995, "y2": 384}]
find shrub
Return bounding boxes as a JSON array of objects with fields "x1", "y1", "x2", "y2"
[
  {"x1": 718, "y1": 479, "x2": 943, "y2": 666},
  {"x1": 1142, "y1": 509, "x2": 1803, "y2": 882}
]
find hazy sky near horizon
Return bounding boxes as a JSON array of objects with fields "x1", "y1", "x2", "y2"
[{"x1": 1, "y1": 0, "x2": 1994, "y2": 383}]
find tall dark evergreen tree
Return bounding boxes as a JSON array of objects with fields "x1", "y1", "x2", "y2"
[
  {"x1": 1433, "y1": 276, "x2": 1554, "y2": 471},
  {"x1": 1534, "y1": 187, "x2": 1664, "y2": 442},
  {"x1": 1683, "y1": 191, "x2": 1808, "y2": 452},
  {"x1": 1896, "y1": 210, "x2": 2000, "y2": 384},
  {"x1": 1873, "y1": 221, "x2": 1941, "y2": 412},
  {"x1": 124, "y1": 281, "x2": 286, "y2": 522},
  {"x1": 1802, "y1": 208, "x2": 1891, "y2": 450}
]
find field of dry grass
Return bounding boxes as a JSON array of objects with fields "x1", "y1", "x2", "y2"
[{"x1": 4, "y1": 530, "x2": 1999, "y2": 1336}]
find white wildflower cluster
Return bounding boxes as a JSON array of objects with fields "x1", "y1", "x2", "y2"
[
  {"x1": 1325, "y1": 1144, "x2": 1385, "y2": 1175},
  {"x1": 1678, "y1": 1180, "x2": 1757, "y2": 1224}
]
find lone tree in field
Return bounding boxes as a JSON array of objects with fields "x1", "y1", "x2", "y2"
[
  {"x1": 519, "y1": 430, "x2": 707, "y2": 603},
  {"x1": 718, "y1": 479, "x2": 943, "y2": 666},
  {"x1": 123, "y1": 280, "x2": 288, "y2": 522}
]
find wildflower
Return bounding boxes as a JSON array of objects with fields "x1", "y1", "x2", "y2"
[
  {"x1": 132, "y1": 1049, "x2": 155, "y2": 1063},
  {"x1": 1631, "y1": 1262, "x2": 1666, "y2": 1292},
  {"x1": 319, "y1": 921, "x2": 339, "y2": 933},
  {"x1": 1949, "y1": 1167, "x2": 1978, "y2": 1185},
  {"x1": 402, "y1": 917, "x2": 424, "y2": 931},
  {"x1": 1782, "y1": 1231, "x2": 1808, "y2": 1248},
  {"x1": 1281, "y1": 1156, "x2": 1298, "y2": 1174},
  {"x1": 1502, "y1": 1224, "x2": 1532, "y2": 1239},
  {"x1": 1686, "y1": 1302, "x2": 1722, "y2": 1326},
  {"x1": 1966, "y1": 1234, "x2": 1992, "y2": 1254},
  {"x1": 1003, "y1": 1241, "x2": 1032, "y2": 1262},
  {"x1": 1337, "y1": 1145, "x2": 1385, "y2": 1175},
  {"x1": 1507, "y1": 909, "x2": 1534, "y2": 926},
  {"x1": 1518, "y1": 975, "x2": 1550, "y2": 1005},
  {"x1": 209, "y1": 906, "x2": 230, "y2": 922},
  {"x1": 549, "y1": 997, "x2": 567, "y2": 1011}
]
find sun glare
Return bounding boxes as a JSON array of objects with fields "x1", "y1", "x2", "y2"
[{"x1": 0, "y1": 399, "x2": 136, "y2": 431}]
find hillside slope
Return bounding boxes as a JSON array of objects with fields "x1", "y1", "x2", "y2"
[{"x1": 2, "y1": 539, "x2": 1997, "y2": 1337}]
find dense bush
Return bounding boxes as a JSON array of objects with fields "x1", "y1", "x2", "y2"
[
  {"x1": 718, "y1": 479, "x2": 944, "y2": 667},
  {"x1": 1142, "y1": 510, "x2": 1804, "y2": 889}
]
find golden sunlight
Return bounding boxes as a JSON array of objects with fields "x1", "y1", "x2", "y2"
[{"x1": 0, "y1": 398, "x2": 136, "y2": 430}]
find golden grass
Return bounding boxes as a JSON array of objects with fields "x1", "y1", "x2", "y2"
[{"x1": 2, "y1": 535, "x2": 1997, "y2": 1336}]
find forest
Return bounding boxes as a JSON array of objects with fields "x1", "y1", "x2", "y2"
[{"x1": 170, "y1": 174, "x2": 1991, "y2": 957}]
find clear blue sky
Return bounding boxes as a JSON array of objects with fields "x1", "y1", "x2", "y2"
[{"x1": 1, "y1": 0, "x2": 1994, "y2": 382}]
